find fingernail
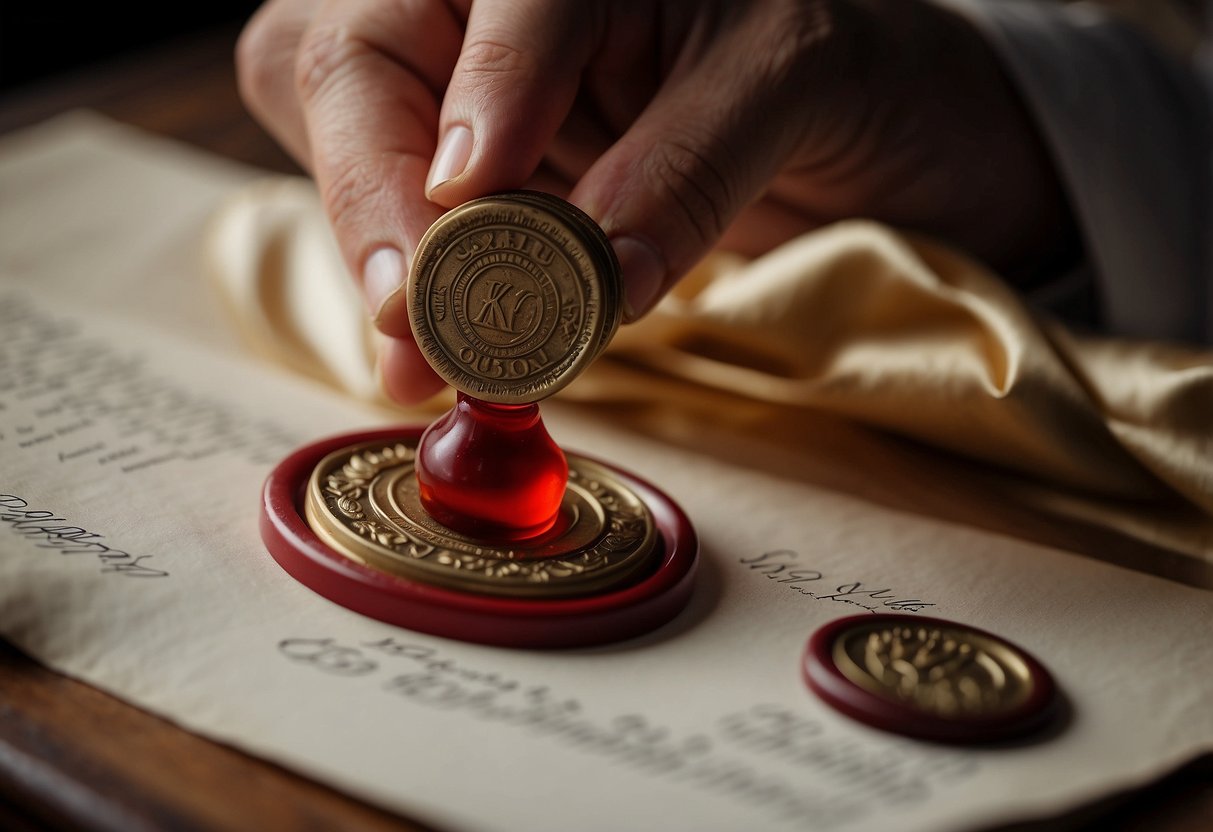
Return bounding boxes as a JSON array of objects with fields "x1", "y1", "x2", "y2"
[
  {"x1": 426, "y1": 124, "x2": 473, "y2": 197},
  {"x1": 612, "y1": 235, "x2": 665, "y2": 321},
  {"x1": 362, "y1": 247, "x2": 406, "y2": 317}
]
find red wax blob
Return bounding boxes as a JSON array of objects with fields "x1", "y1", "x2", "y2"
[{"x1": 416, "y1": 392, "x2": 569, "y2": 540}]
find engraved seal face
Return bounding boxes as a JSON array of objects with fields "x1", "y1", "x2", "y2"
[
  {"x1": 409, "y1": 192, "x2": 622, "y2": 404},
  {"x1": 834, "y1": 621, "x2": 1032, "y2": 716},
  {"x1": 304, "y1": 439, "x2": 658, "y2": 598},
  {"x1": 803, "y1": 615, "x2": 1059, "y2": 743}
]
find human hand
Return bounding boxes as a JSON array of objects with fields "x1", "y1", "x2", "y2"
[{"x1": 237, "y1": 0, "x2": 1076, "y2": 404}]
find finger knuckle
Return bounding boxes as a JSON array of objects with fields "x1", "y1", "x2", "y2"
[
  {"x1": 745, "y1": 1, "x2": 839, "y2": 86},
  {"x1": 458, "y1": 37, "x2": 542, "y2": 96},
  {"x1": 294, "y1": 25, "x2": 366, "y2": 104},
  {"x1": 235, "y1": 14, "x2": 286, "y2": 111},
  {"x1": 322, "y1": 157, "x2": 383, "y2": 246},
  {"x1": 646, "y1": 137, "x2": 737, "y2": 247}
]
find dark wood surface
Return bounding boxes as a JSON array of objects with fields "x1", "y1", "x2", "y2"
[
  {"x1": 0, "y1": 22, "x2": 1210, "y2": 832},
  {"x1": 0, "y1": 639, "x2": 432, "y2": 832},
  {"x1": 0, "y1": 23, "x2": 301, "y2": 175}
]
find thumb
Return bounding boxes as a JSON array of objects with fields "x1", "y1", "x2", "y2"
[{"x1": 570, "y1": 11, "x2": 825, "y2": 321}]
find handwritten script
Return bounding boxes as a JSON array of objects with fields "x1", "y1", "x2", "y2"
[
  {"x1": 0, "y1": 493, "x2": 168, "y2": 577},
  {"x1": 279, "y1": 636, "x2": 976, "y2": 829},
  {"x1": 738, "y1": 550, "x2": 936, "y2": 613},
  {"x1": 0, "y1": 293, "x2": 302, "y2": 475}
]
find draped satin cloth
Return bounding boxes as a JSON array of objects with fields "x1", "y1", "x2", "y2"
[{"x1": 208, "y1": 178, "x2": 1212, "y2": 583}]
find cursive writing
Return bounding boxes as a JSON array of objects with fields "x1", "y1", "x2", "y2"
[
  {"x1": 0, "y1": 293, "x2": 304, "y2": 474},
  {"x1": 0, "y1": 493, "x2": 168, "y2": 578},
  {"x1": 719, "y1": 704, "x2": 975, "y2": 804},
  {"x1": 279, "y1": 636, "x2": 977, "y2": 828},
  {"x1": 738, "y1": 550, "x2": 935, "y2": 613}
]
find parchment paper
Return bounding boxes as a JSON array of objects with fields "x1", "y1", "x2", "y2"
[{"x1": 1, "y1": 113, "x2": 1211, "y2": 832}]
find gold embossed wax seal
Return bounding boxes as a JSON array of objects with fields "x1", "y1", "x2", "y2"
[
  {"x1": 304, "y1": 438, "x2": 658, "y2": 598},
  {"x1": 804, "y1": 614, "x2": 1059, "y2": 743},
  {"x1": 408, "y1": 191, "x2": 622, "y2": 404}
]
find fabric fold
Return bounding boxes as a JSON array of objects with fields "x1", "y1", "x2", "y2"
[{"x1": 206, "y1": 178, "x2": 1212, "y2": 577}]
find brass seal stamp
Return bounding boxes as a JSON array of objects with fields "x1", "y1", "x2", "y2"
[{"x1": 408, "y1": 192, "x2": 622, "y2": 404}]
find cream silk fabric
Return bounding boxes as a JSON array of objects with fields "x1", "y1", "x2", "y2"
[{"x1": 208, "y1": 178, "x2": 1213, "y2": 583}]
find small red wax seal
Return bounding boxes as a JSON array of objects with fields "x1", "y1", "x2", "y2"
[{"x1": 804, "y1": 614, "x2": 1059, "y2": 743}]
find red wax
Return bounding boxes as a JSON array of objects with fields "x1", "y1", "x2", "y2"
[
  {"x1": 416, "y1": 392, "x2": 569, "y2": 540},
  {"x1": 261, "y1": 426, "x2": 700, "y2": 648}
]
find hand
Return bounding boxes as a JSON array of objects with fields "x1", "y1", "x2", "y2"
[{"x1": 237, "y1": 0, "x2": 1076, "y2": 404}]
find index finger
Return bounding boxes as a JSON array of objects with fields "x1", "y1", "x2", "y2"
[{"x1": 295, "y1": 0, "x2": 464, "y2": 335}]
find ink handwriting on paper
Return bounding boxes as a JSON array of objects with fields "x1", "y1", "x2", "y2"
[
  {"x1": 738, "y1": 550, "x2": 935, "y2": 613},
  {"x1": 0, "y1": 293, "x2": 303, "y2": 475},
  {"x1": 277, "y1": 637, "x2": 976, "y2": 829},
  {"x1": 0, "y1": 493, "x2": 168, "y2": 578}
]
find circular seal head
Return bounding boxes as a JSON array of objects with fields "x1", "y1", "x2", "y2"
[
  {"x1": 304, "y1": 437, "x2": 659, "y2": 598},
  {"x1": 409, "y1": 192, "x2": 622, "y2": 404},
  {"x1": 804, "y1": 614, "x2": 1059, "y2": 743}
]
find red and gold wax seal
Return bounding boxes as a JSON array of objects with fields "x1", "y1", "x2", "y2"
[
  {"x1": 804, "y1": 614, "x2": 1059, "y2": 743},
  {"x1": 261, "y1": 427, "x2": 697, "y2": 649},
  {"x1": 261, "y1": 193, "x2": 697, "y2": 648},
  {"x1": 304, "y1": 434, "x2": 659, "y2": 598}
]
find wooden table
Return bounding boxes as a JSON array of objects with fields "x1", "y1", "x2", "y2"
[{"x1": 0, "y1": 23, "x2": 1210, "y2": 832}]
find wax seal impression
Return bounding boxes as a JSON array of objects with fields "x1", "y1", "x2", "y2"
[
  {"x1": 261, "y1": 193, "x2": 696, "y2": 648},
  {"x1": 261, "y1": 427, "x2": 698, "y2": 649},
  {"x1": 804, "y1": 614, "x2": 1059, "y2": 743},
  {"x1": 305, "y1": 436, "x2": 659, "y2": 598},
  {"x1": 408, "y1": 191, "x2": 622, "y2": 404}
]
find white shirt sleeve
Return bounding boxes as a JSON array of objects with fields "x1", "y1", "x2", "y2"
[{"x1": 936, "y1": 1, "x2": 1212, "y2": 343}]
